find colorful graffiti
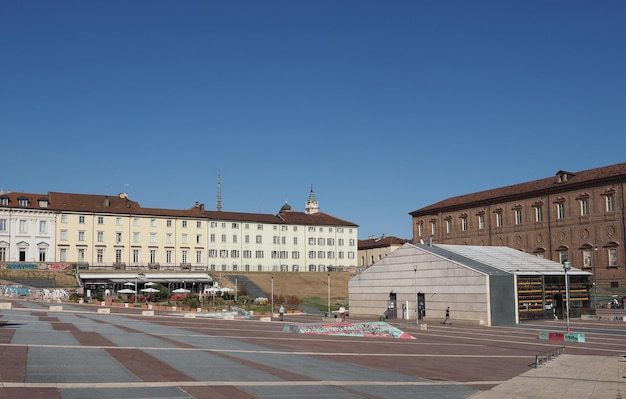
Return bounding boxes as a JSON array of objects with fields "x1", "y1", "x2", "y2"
[
  {"x1": 6, "y1": 264, "x2": 38, "y2": 270},
  {"x1": 284, "y1": 321, "x2": 415, "y2": 339},
  {"x1": 0, "y1": 285, "x2": 31, "y2": 296}
]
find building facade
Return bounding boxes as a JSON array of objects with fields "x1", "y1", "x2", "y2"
[
  {"x1": 357, "y1": 235, "x2": 409, "y2": 269},
  {"x1": 0, "y1": 188, "x2": 358, "y2": 273},
  {"x1": 409, "y1": 163, "x2": 626, "y2": 289}
]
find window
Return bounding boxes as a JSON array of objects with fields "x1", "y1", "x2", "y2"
[
  {"x1": 606, "y1": 194, "x2": 615, "y2": 212},
  {"x1": 39, "y1": 247, "x2": 46, "y2": 262},
  {"x1": 557, "y1": 203, "x2": 565, "y2": 220},
  {"x1": 116, "y1": 217, "x2": 122, "y2": 226},
  {"x1": 535, "y1": 206, "x2": 543, "y2": 222},
  {"x1": 115, "y1": 249, "x2": 123, "y2": 263},
  {"x1": 18, "y1": 198, "x2": 28, "y2": 207},
  {"x1": 514, "y1": 209, "x2": 522, "y2": 225},
  {"x1": 167, "y1": 219, "x2": 172, "y2": 227},
  {"x1": 181, "y1": 250, "x2": 188, "y2": 263},
  {"x1": 196, "y1": 234, "x2": 202, "y2": 244},
  {"x1": 308, "y1": 251, "x2": 316, "y2": 259},
  {"x1": 0, "y1": 197, "x2": 7, "y2": 206},
  {"x1": 233, "y1": 235, "x2": 237, "y2": 243},
  {"x1": 308, "y1": 238, "x2": 316, "y2": 245},
  {"x1": 132, "y1": 249, "x2": 139, "y2": 263},
  {"x1": 166, "y1": 233, "x2": 173, "y2": 244},
  {"x1": 78, "y1": 231, "x2": 85, "y2": 241},
  {"x1": 150, "y1": 219, "x2": 157, "y2": 227},
  {"x1": 196, "y1": 250, "x2": 202, "y2": 263},
  {"x1": 97, "y1": 216, "x2": 104, "y2": 225},
  {"x1": 231, "y1": 250, "x2": 239, "y2": 258},
  {"x1": 220, "y1": 250, "x2": 228, "y2": 258},
  {"x1": 495, "y1": 212, "x2": 503, "y2": 227},
  {"x1": 293, "y1": 237, "x2": 298, "y2": 245},
  {"x1": 77, "y1": 248, "x2": 85, "y2": 262},
  {"x1": 60, "y1": 230, "x2": 68, "y2": 241},
  {"x1": 582, "y1": 249, "x2": 592, "y2": 268},
  {"x1": 221, "y1": 234, "x2": 227, "y2": 243},
  {"x1": 580, "y1": 198, "x2": 589, "y2": 216},
  {"x1": 327, "y1": 238, "x2": 334, "y2": 245},
  {"x1": 232, "y1": 223, "x2": 239, "y2": 229},
  {"x1": 19, "y1": 220, "x2": 27, "y2": 233},
  {"x1": 256, "y1": 235, "x2": 262, "y2": 244},
  {"x1": 97, "y1": 249, "x2": 104, "y2": 263},
  {"x1": 59, "y1": 248, "x2": 67, "y2": 262},
  {"x1": 182, "y1": 234, "x2": 188, "y2": 244},
  {"x1": 318, "y1": 238, "x2": 325, "y2": 245},
  {"x1": 133, "y1": 232, "x2": 140, "y2": 243},
  {"x1": 559, "y1": 251, "x2": 568, "y2": 264},
  {"x1": 327, "y1": 251, "x2": 334, "y2": 259},
  {"x1": 208, "y1": 249, "x2": 217, "y2": 258},
  {"x1": 292, "y1": 251, "x2": 300, "y2": 259},
  {"x1": 39, "y1": 221, "x2": 47, "y2": 234},
  {"x1": 61, "y1": 215, "x2": 68, "y2": 223},
  {"x1": 0, "y1": 219, "x2": 6, "y2": 232},
  {"x1": 318, "y1": 251, "x2": 325, "y2": 259},
  {"x1": 338, "y1": 238, "x2": 344, "y2": 246},
  {"x1": 79, "y1": 216, "x2": 85, "y2": 224},
  {"x1": 255, "y1": 250, "x2": 264, "y2": 258},
  {"x1": 166, "y1": 250, "x2": 172, "y2": 263},
  {"x1": 257, "y1": 224, "x2": 263, "y2": 231},
  {"x1": 430, "y1": 221, "x2": 437, "y2": 235},
  {"x1": 133, "y1": 218, "x2": 139, "y2": 226},
  {"x1": 417, "y1": 222, "x2": 424, "y2": 237},
  {"x1": 349, "y1": 239, "x2": 355, "y2": 246},
  {"x1": 197, "y1": 221, "x2": 202, "y2": 228},
  {"x1": 478, "y1": 215, "x2": 485, "y2": 230},
  {"x1": 210, "y1": 234, "x2": 216, "y2": 242},
  {"x1": 116, "y1": 232, "x2": 122, "y2": 243},
  {"x1": 245, "y1": 235, "x2": 250, "y2": 243},
  {"x1": 150, "y1": 249, "x2": 156, "y2": 263},
  {"x1": 243, "y1": 250, "x2": 252, "y2": 258},
  {"x1": 150, "y1": 233, "x2": 157, "y2": 243},
  {"x1": 182, "y1": 221, "x2": 187, "y2": 228},
  {"x1": 609, "y1": 247, "x2": 618, "y2": 267},
  {"x1": 97, "y1": 231, "x2": 104, "y2": 242},
  {"x1": 461, "y1": 217, "x2": 468, "y2": 231}
]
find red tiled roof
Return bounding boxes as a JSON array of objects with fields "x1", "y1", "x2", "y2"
[
  {"x1": 358, "y1": 236, "x2": 409, "y2": 250},
  {"x1": 1, "y1": 190, "x2": 358, "y2": 227},
  {"x1": 410, "y1": 162, "x2": 626, "y2": 215}
]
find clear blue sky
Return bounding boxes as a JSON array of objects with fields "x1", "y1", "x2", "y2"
[{"x1": 2, "y1": 1, "x2": 625, "y2": 240}]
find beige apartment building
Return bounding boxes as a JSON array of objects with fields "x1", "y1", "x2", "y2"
[
  {"x1": 0, "y1": 189, "x2": 359, "y2": 273},
  {"x1": 409, "y1": 162, "x2": 626, "y2": 289},
  {"x1": 357, "y1": 235, "x2": 409, "y2": 269}
]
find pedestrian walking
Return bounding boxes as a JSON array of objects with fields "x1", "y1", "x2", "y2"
[
  {"x1": 279, "y1": 305, "x2": 285, "y2": 321},
  {"x1": 442, "y1": 306, "x2": 451, "y2": 325},
  {"x1": 339, "y1": 305, "x2": 346, "y2": 321}
]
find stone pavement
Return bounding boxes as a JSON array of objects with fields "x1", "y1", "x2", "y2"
[
  {"x1": 469, "y1": 354, "x2": 625, "y2": 399},
  {"x1": 2, "y1": 299, "x2": 626, "y2": 399}
]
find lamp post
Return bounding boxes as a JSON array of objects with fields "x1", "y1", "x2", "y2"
[
  {"x1": 327, "y1": 273, "x2": 331, "y2": 317},
  {"x1": 563, "y1": 261, "x2": 571, "y2": 333},
  {"x1": 414, "y1": 266, "x2": 418, "y2": 325},
  {"x1": 592, "y1": 246, "x2": 597, "y2": 309},
  {"x1": 271, "y1": 275, "x2": 274, "y2": 321},
  {"x1": 235, "y1": 277, "x2": 238, "y2": 302},
  {"x1": 135, "y1": 273, "x2": 145, "y2": 305}
]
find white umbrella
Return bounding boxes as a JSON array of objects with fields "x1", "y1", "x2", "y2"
[
  {"x1": 141, "y1": 288, "x2": 159, "y2": 293},
  {"x1": 123, "y1": 282, "x2": 135, "y2": 286},
  {"x1": 118, "y1": 288, "x2": 136, "y2": 294},
  {"x1": 172, "y1": 288, "x2": 190, "y2": 293},
  {"x1": 144, "y1": 282, "x2": 156, "y2": 286}
]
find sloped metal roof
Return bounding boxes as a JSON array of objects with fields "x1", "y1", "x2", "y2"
[{"x1": 421, "y1": 244, "x2": 590, "y2": 276}]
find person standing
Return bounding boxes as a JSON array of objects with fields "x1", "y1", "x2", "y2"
[
  {"x1": 339, "y1": 305, "x2": 346, "y2": 322},
  {"x1": 442, "y1": 307, "x2": 451, "y2": 325},
  {"x1": 279, "y1": 304, "x2": 285, "y2": 321}
]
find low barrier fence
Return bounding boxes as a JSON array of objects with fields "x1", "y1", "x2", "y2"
[{"x1": 535, "y1": 346, "x2": 565, "y2": 368}]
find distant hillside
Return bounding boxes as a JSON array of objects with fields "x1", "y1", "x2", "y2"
[{"x1": 0, "y1": 269, "x2": 78, "y2": 288}]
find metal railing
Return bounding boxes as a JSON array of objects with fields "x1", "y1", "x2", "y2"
[{"x1": 535, "y1": 346, "x2": 565, "y2": 368}]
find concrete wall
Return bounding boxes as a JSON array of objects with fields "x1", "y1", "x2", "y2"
[{"x1": 349, "y1": 245, "x2": 491, "y2": 325}]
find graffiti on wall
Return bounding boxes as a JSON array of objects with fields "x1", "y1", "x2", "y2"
[{"x1": 0, "y1": 285, "x2": 31, "y2": 296}]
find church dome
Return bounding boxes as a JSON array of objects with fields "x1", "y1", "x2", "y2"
[{"x1": 280, "y1": 202, "x2": 293, "y2": 212}]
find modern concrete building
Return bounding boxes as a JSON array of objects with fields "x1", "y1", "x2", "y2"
[
  {"x1": 349, "y1": 243, "x2": 591, "y2": 326},
  {"x1": 357, "y1": 235, "x2": 409, "y2": 269},
  {"x1": 409, "y1": 162, "x2": 626, "y2": 290}
]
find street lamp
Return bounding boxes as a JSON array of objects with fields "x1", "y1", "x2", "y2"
[
  {"x1": 327, "y1": 273, "x2": 331, "y2": 317},
  {"x1": 271, "y1": 275, "x2": 274, "y2": 321},
  {"x1": 563, "y1": 261, "x2": 571, "y2": 333},
  {"x1": 414, "y1": 266, "x2": 418, "y2": 325},
  {"x1": 135, "y1": 273, "x2": 146, "y2": 305}
]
